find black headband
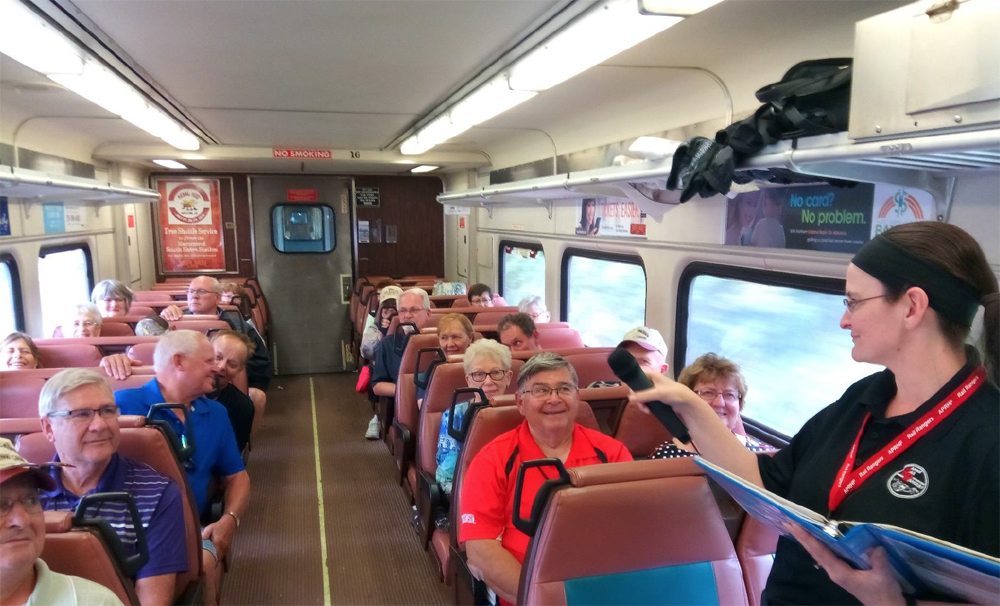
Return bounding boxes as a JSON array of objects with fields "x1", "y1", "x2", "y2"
[{"x1": 852, "y1": 235, "x2": 981, "y2": 326}]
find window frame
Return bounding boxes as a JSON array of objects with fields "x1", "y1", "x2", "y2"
[
  {"x1": 560, "y1": 248, "x2": 647, "y2": 325},
  {"x1": 497, "y1": 239, "x2": 545, "y2": 300},
  {"x1": 0, "y1": 253, "x2": 25, "y2": 332},
  {"x1": 270, "y1": 204, "x2": 337, "y2": 254},
  {"x1": 38, "y1": 243, "x2": 95, "y2": 292},
  {"x1": 675, "y1": 261, "x2": 847, "y2": 443}
]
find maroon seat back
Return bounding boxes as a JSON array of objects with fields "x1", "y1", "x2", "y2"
[
  {"x1": 42, "y1": 511, "x2": 140, "y2": 605},
  {"x1": 537, "y1": 328, "x2": 584, "y2": 349},
  {"x1": 167, "y1": 320, "x2": 230, "y2": 334},
  {"x1": 736, "y1": 515, "x2": 779, "y2": 606},
  {"x1": 613, "y1": 400, "x2": 674, "y2": 458},
  {"x1": 37, "y1": 344, "x2": 104, "y2": 367},
  {"x1": 126, "y1": 342, "x2": 157, "y2": 366},
  {"x1": 0, "y1": 375, "x2": 47, "y2": 418}
]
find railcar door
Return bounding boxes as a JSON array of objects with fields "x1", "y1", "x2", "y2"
[{"x1": 250, "y1": 176, "x2": 353, "y2": 374}]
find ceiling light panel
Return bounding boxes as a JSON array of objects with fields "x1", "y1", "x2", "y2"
[
  {"x1": 410, "y1": 165, "x2": 439, "y2": 173},
  {"x1": 153, "y1": 159, "x2": 187, "y2": 169}
]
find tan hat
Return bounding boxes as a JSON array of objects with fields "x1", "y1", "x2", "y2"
[
  {"x1": 618, "y1": 326, "x2": 668, "y2": 357},
  {"x1": 0, "y1": 438, "x2": 57, "y2": 491},
  {"x1": 379, "y1": 285, "x2": 404, "y2": 304}
]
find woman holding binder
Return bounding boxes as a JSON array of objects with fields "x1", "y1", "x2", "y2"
[{"x1": 631, "y1": 221, "x2": 999, "y2": 605}]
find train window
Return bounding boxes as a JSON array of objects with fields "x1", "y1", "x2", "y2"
[
  {"x1": 562, "y1": 250, "x2": 646, "y2": 347},
  {"x1": 1, "y1": 254, "x2": 24, "y2": 335},
  {"x1": 499, "y1": 242, "x2": 545, "y2": 307},
  {"x1": 38, "y1": 245, "x2": 94, "y2": 338},
  {"x1": 271, "y1": 205, "x2": 335, "y2": 253},
  {"x1": 677, "y1": 265, "x2": 880, "y2": 438}
]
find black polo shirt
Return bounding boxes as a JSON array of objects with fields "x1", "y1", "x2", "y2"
[
  {"x1": 209, "y1": 384, "x2": 255, "y2": 453},
  {"x1": 758, "y1": 361, "x2": 999, "y2": 605}
]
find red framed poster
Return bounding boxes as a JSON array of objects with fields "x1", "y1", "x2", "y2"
[{"x1": 157, "y1": 179, "x2": 226, "y2": 273}]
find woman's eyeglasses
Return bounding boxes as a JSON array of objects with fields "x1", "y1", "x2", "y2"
[{"x1": 468, "y1": 370, "x2": 508, "y2": 382}]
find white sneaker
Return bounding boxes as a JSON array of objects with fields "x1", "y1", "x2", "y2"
[{"x1": 365, "y1": 415, "x2": 380, "y2": 440}]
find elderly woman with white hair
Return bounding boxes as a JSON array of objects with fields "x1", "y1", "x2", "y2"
[
  {"x1": 91, "y1": 280, "x2": 134, "y2": 318},
  {"x1": 517, "y1": 295, "x2": 550, "y2": 324},
  {"x1": 66, "y1": 303, "x2": 103, "y2": 338},
  {"x1": 435, "y1": 339, "x2": 513, "y2": 497}
]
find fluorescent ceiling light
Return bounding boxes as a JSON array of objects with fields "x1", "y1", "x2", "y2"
[
  {"x1": 410, "y1": 165, "x2": 439, "y2": 173},
  {"x1": 0, "y1": 0, "x2": 83, "y2": 75},
  {"x1": 638, "y1": 0, "x2": 724, "y2": 17},
  {"x1": 508, "y1": 0, "x2": 682, "y2": 91},
  {"x1": 0, "y1": 0, "x2": 200, "y2": 151},
  {"x1": 450, "y1": 77, "x2": 536, "y2": 129},
  {"x1": 400, "y1": 114, "x2": 469, "y2": 155},
  {"x1": 153, "y1": 159, "x2": 187, "y2": 169},
  {"x1": 628, "y1": 136, "x2": 683, "y2": 159}
]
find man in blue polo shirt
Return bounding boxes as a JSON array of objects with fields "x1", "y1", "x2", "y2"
[
  {"x1": 38, "y1": 369, "x2": 186, "y2": 606},
  {"x1": 116, "y1": 330, "x2": 250, "y2": 606}
]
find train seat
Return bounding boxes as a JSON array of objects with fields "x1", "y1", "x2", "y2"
[
  {"x1": 128, "y1": 306, "x2": 156, "y2": 317},
  {"x1": 37, "y1": 344, "x2": 104, "y2": 367},
  {"x1": 388, "y1": 334, "x2": 441, "y2": 466},
  {"x1": 42, "y1": 510, "x2": 141, "y2": 605},
  {"x1": 537, "y1": 328, "x2": 585, "y2": 349},
  {"x1": 613, "y1": 401, "x2": 674, "y2": 458},
  {"x1": 518, "y1": 458, "x2": 749, "y2": 606},
  {"x1": 563, "y1": 352, "x2": 618, "y2": 387},
  {"x1": 166, "y1": 320, "x2": 231, "y2": 334},
  {"x1": 126, "y1": 342, "x2": 157, "y2": 366},
  {"x1": 52, "y1": 322, "x2": 135, "y2": 338},
  {"x1": 134, "y1": 291, "x2": 175, "y2": 302},
  {"x1": 19, "y1": 422, "x2": 205, "y2": 601},
  {"x1": 736, "y1": 514, "x2": 779, "y2": 606},
  {"x1": 0, "y1": 375, "x2": 47, "y2": 418}
]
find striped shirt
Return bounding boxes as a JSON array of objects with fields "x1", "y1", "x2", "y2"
[{"x1": 41, "y1": 454, "x2": 188, "y2": 579}]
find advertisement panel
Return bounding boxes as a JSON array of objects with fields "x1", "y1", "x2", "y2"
[
  {"x1": 575, "y1": 198, "x2": 647, "y2": 238},
  {"x1": 157, "y1": 179, "x2": 226, "y2": 272}
]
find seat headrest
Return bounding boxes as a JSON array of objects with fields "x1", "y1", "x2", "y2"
[
  {"x1": 44, "y1": 510, "x2": 74, "y2": 533},
  {"x1": 568, "y1": 457, "x2": 703, "y2": 487}
]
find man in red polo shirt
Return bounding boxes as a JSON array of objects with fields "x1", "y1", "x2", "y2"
[{"x1": 459, "y1": 352, "x2": 632, "y2": 604}]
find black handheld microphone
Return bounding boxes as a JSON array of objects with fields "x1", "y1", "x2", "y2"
[{"x1": 607, "y1": 347, "x2": 690, "y2": 443}]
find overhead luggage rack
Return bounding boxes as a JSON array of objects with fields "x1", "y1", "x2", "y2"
[
  {"x1": 0, "y1": 164, "x2": 161, "y2": 210},
  {"x1": 438, "y1": 127, "x2": 1000, "y2": 217}
]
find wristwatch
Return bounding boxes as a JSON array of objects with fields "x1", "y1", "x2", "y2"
[{"x1": 225, "y1": 511, "x2": 241, "y2": 528}]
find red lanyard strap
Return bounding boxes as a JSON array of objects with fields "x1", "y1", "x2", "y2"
[{"x1": 828, "y1": 366, "x2": 986, "y2": 513}]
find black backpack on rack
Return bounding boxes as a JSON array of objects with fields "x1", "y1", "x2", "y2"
[{"x1": 668, "y1": 58, "x2": 854, "y2": 202}]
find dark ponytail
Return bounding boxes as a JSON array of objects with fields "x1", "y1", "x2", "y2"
[{"x1": 880, "y1": 222, "x2": 999, "y2": 385}]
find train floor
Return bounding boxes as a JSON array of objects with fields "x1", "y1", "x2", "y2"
[{"x1": 222, "y1": 374, "x2": 452, "y2": 605}]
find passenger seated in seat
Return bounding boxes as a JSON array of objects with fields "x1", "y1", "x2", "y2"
[
  {"x1": 468, "y1": 284, "x2": 494, "y2": 307},
  {"x1": 209, "y1": 330, "x2": 257, "y2": 452},
  {"x1": 91, "y1": 280, "x2": 135, "y2": 318},
  {"x1": 159, "y1": 276, "x2": 271, "y2": 391},
  {"x1": 68, "y1": 303, "x2": 103, "y2": 337},
  {"x1": 649, "y1": 353, "x2": 770, "y2": 459},
  {"x1": 360, "y1": 286, "x2": 403, "y2": 361},
  {"x1": 517, "y1": 296, "x2": 550, "y2": 324},
  {"x1": 3, "y1": 332, "x2": 41, "y2": 369},
  {"x1": 416, "y1": 313, "x2": 475, "y2": 406},
  {"x1": 218, "y1": 282, "x2": 244, "y2": 306},
  {"x1": 460, "y1": 353, "x2": 632, "y2": 605},
  {"x1": 0, "y1": 438, "x2": 124, "y2": 606},
  {"x1": 115, "y1": 330, "x2": 250, "y2": 606},
  {"x1": 38, "y1": 369, "x2": 187, "y2": 606},
  {"x1": 436, "y1": 339, "x2": 512, "y2": 499},
  {"x1": 618, "y1": 326, "x2": 669, "y2": 375},
  {"x1": 497, "y1": 313, "x2": 541, "y2": 353}
]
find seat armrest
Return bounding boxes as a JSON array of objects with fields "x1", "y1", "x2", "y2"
[
  {"x1": 415, "y1": 469, "x2": 442, "y2": 549},
  {"x1": 451, "y1": 546, "x2": 491, "y2": 606},
  {"x1": 392, "y1": 420, "x2": 415, "y2": 485}
]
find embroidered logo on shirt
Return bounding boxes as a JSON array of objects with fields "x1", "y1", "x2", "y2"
[
  {"x1": 462, "y1": 514, "x2": 476, "y2": 524},
  {"x1": 886, "y1": 464, "x2": 928, "y2": 499}
]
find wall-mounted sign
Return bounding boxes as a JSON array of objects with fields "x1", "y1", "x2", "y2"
[
  {"x1": 272, "y1": 148, "x2": 332, "y2": 160},
  {"x1": 287, "y1": 189, "x2": 319, "y2": 202},
  {"x1": 444, "y1": 205, "x2": 471, "y2": 215},
  {"x1": 157, "y1": 179, "x2": 226, "y2": 272},
  {"x1": 358, "y1": 220, "x2": 370, "y2": 243},
  {"x1": 64, "y1": 204, "x2": 85, "y2": 232},
  {"x1": 43, "y1": 202, "x2": 65, "y2": 234},
  {"x1": 870, "y1": 184, "x2": 935, "y2": 238},
  {"x1": 575, "y1": 198, "x2": 647, "y2": 239},
  {"x1": 356, "y1": 187, "x2": 380, "y2": 208},
  {"x1": 386, "y1": 225, "x2": 398, "y2": 244},
  {"x1": 0, "y1": 197, "x2": 10, "y2": 236}
]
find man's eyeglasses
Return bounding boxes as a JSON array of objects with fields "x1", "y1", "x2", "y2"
[
  {"x1": 187, "y1": 289, "x2": 216, "y2": 296},
  {"x1": 398, "y1": 307, "x2": 425, "y2": 314},
  {"x1": 694, "y1": 389, "x2": 740, "y2": 404},
  {"x1": 843, "y1": 295, "x2": 886, "y2": 313},
  {"x1": 468, "y1": 370, "x2": 509, "y2": 383},
  {"x1": 46, "y1": 405, "x2": 119, "y2": 424},
  {"x1": 523, "y1": 384, "x2": 576, "y2": 398},
  {"x1": 0, "y1": 494, "x2": 42, "y2": 517}
]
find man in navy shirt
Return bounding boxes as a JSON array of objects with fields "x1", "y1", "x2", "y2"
[
  {"x1": 371, "y1": 288, "x2": 433, "y2": 399},
  {"x1": 116, "y1": 330, "x2": 250, "y2": 606},
  {"x1": 38, "y1": 369, "x2": 187, "y2": 606}
]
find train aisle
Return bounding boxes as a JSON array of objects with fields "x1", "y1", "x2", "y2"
[{"x1": 223, "y1": 374, "x2": 451, "y2": 605}]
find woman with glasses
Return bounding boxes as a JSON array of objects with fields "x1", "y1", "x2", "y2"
[
  {"x1": 435, "y1": 339, "x2": 513, "y2": 497},
  {"x1": 91, "y1": 280, "x2": 134, "y2": 318},
  {"x1": 650, "y1": 353, "x2": 770, "y2": 459},
  {"x1": 66, "y1": 303, "x2": 102, "y2": 338},
  {"x1": 631, "y1": 222, "x2": 999, "y2": 606},
  {"x1": 2, "y1": 332, "x2": 41, "y2": 370}
]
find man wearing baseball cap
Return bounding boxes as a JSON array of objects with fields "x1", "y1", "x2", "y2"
[
  {"x1": 1, "y1": 438, "x2": 124, "y2": 606},
  {"x1": 618, "y1": 326, "x2": 669, "y2": 375}
]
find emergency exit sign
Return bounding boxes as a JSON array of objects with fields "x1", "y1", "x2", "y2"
[{"x1": 286, "y1": 189, "x2": 318, "y2": 202}]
